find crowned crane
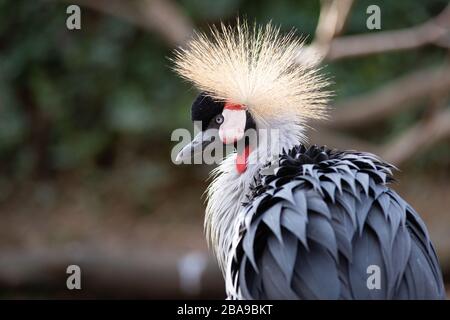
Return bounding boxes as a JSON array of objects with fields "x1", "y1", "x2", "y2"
[{"x1": 173, "y1": 21, "x2": 445, "y2": 299}]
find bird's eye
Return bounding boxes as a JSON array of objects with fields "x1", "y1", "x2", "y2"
[{"x1": 215, "y1": 114, "x2": 224, "y2": 124}]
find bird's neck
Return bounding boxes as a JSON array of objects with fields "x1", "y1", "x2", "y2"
[{"x1": 205, "y1": 119, "x2": 304, "y2": 273}]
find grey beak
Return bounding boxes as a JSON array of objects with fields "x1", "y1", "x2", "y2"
[{"x1": 176, "y1": 130, "x2": 216, "y2": 163}]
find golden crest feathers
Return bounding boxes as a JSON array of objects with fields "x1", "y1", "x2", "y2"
[{"x1": 172, "y1": 20, "x2": 331, "y2": 122}]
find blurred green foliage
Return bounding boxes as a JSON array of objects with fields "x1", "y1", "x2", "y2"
[{"x1": 0, "y1": 0, "x2": 448, "y2": 183}]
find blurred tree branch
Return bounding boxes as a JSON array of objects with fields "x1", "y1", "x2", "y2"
[
  {"x1": 0, "y1": 245, "x2": 224, "y2": 299},
  {"x1": 381, "y1": 107, "x2": 450, "y2": 165},
  {"x1": 326, "y1": 4, "x2": 450, "y2": 61},
  {"x1": 303, "y1": 2, "x2": 450, "y2": 168},
  {"x1": 297, "y1": 0, "x2": 354, "y2": 65},
  {"x1": 322, "y1": 64, "x2": 450, "y2": 130},
  {"x1": 312, "y1": 107, "x2": 450, "y2": 167},
  {"x1": 62, "y1": 0, "x2": 194, "y2": 46},
  {"x1": 315, "y1": 0, "x2": 354, "y2": 43},
  {"x1": 309, "y1": 126, "x2": 381, "y2": 154},
  {"x1": 312, "y1": 64, "x2": 450, "y2": 167}
]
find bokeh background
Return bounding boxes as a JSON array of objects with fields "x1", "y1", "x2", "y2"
[{"x1": 0, "y1": 0, "x2": 449, "y2": 298}]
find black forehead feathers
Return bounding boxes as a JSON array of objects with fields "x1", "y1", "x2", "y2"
[{"x1": 191, "y1": 92, "x2": 224, "y2": 130}]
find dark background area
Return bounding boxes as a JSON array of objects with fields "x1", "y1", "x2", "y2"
[{"x1": 0, "y1": 0, "x2": 449, "y2": 298}]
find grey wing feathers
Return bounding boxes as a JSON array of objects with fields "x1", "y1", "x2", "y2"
[{"x1": 228, "y1": 146, "x2": 445, "y2": 300}]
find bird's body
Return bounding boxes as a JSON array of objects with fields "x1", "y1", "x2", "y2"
[
  {"x1": 225, "y1": 145, "x2": 445, "y2": 299},
  {"x1": 173, "y1": 21, "x2": 445, "y2": 299}
]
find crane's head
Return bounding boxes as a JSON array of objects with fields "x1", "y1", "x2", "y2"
[
  {"x1": 175, "y1": 92, "x2": 257, "y2": 172},
  {"x1": 173, "y1": 20, "x2": 331, "y2": 173}
]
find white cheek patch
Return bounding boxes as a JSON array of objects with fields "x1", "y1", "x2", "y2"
[{"x1": 219, "y1": 108, "x2": 246, "y2": 144}]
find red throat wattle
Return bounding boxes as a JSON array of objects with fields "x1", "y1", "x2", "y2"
[{"x1": 236, "y1": 145, "x2": 251, "y2": 174}]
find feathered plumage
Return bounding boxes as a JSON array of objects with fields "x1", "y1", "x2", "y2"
[
  {"x1": 226, "y1": 145, "x2": 445, "y2": 299},
  {"x1": 173, "y1": 21, "x2": 445, "y2": 300},
  {"x1": 172, "y1": 20, "x2": 331, "y2": 124}
]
